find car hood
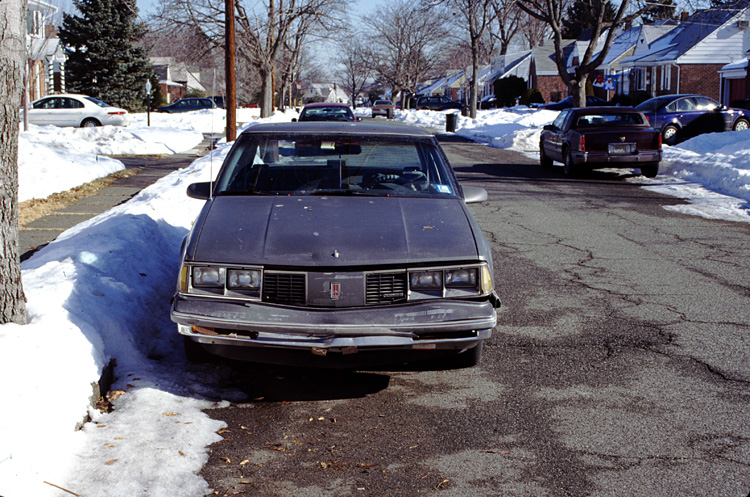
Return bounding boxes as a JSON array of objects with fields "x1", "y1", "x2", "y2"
[{"x1": 189, "y1": 195, "x2": 480, "y2": 266}]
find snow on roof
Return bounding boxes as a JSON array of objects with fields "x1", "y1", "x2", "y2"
[{"x1": 621, "y1": 0, "x2": 750, "y2": 66}]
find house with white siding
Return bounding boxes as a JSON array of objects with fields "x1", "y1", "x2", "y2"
[{"x1": 619, "y1": 0, "x2": 750, "y2": 104}]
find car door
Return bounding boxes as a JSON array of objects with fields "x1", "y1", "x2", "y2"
[
  {"x1": 28, "y1": 97, "x2": 59, "y2": 125},
  {"x1": 668, "y1": 97, "x2": 703, "y2": 137},
  {"x1": 57, "y1": 97, "x2": 86, "y2": 126},
  {"x1": 692, "y1": 96, "x2": 727, "y2": 132},
  {"x1": 543, "y1": 109, "x2": 570, "y2": 161}
]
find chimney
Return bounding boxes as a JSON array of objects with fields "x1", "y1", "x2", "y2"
[{"x1": 680, "y1": 11, "x2": 689, "y2": 22}]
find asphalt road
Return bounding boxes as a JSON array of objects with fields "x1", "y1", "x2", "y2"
[{"x1": 196, "y1": 136, "x2": 750, "y2": 497}]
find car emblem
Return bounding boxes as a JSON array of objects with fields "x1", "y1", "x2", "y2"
[
  {"x1": 620, "y1": 136, "x2": 626, "y2": 142},
  {"x1": 330, "y1": 282, "x2": 341, "y2": 300},
  {"x1": 332, "y1": 250, "x2": 340, "y2": 258}
]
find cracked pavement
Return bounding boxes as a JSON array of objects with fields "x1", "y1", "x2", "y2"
[{"x1": 197, "y1": 138, "x2": 750, "y2": 497}]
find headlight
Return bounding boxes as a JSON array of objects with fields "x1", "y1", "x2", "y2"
[
  {"x1": 192, "y1": 266, "x2": 226, "y2": 287},
  {"x1": 445, "y1": 268, "x2": 477, "y2": 288},
  {"x1": 410, "y1": 271, "x2": 443, "y2": 290},
  {"x1": 227, "y1": 269, "x2": 261, "y2": 289}
]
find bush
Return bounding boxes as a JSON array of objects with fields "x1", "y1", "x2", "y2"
[
  {"x1": 494, "y1": 75, "x2": 527, "y2": 107},
  {"x1": 520, "y1": 88, "x2": 544, "y2": 106}
]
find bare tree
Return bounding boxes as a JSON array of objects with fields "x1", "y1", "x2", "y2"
[
  {"x1": 1, "y1": 0, "x2": 27, "y2": 324},
  {"x1": 337, "y1": 36, "x2": 372, "y2": 108},
  {"x1": 426, "y1": 0, "x2": 495, "y2": 118},
  {"x1": 363, "y1": 0, "x2": 448, "y2": 108},
  {"x1": 490, "y1": 0, "x2": 523, "y2": 54},
  {"x1": 517, "y1": 0, "x2": 631, "y2": 106},
  {"x1": 520, "y1": 9, "x2": 549, "y2": 48},
  {"x1": 154, "y1": 0, "x2": 347, "y2": 118}
]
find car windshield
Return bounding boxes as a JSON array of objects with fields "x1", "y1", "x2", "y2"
[
  {"x1": 85, "y1": 97, "x2": 111, "y2": 107},
  {"x1": 214, "y1": 133, "x2": 459, "y2": 198},
  {"x1": 300, "y1": 107, "x2": 353, "y2": 121},
  {"x1": 575, "y1": 112, "x2": 645, "y2": 126}
]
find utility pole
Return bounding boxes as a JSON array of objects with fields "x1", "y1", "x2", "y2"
[{"x1": 225, "y1": 0, "x2": 237, "y2": 142}]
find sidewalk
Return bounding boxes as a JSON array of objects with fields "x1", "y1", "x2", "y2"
[{"x1": 20, "y1": 141, "x2": 212, "y2": 261}]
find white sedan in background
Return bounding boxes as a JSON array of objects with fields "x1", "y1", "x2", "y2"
[{"x1": 24, "y1": 94, "x2": 130, "y2": 128}]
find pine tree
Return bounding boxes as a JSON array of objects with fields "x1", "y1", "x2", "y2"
[
  {"x1": 561, "y1": 0, "x2": 616, "y2": 39},
  {"x1": 58, "y1": 0, "x2": 152, "y2": 111}
]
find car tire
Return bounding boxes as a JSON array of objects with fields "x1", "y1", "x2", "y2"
[
  {"x1": 732, "y1": 118, "x2": 749, "y2": 132},
  {"x1": 662, "y1": 124, "x2": 679, "y2": 146},
  {"x1": 539, "y1": 141, "x2": 553, "y2": 168},
  {"x1": 563, "y1": 148, "x2": 578, "y2": 177},
  {"x1": 184, "y1": 336, "x2": 215, "y2": 363},
  {"x1": 640, "y1": 163, "x2": 659, "y2": 178},
  {"x1": 81, "y1": 118, "x2": 101, "y2": 128}
]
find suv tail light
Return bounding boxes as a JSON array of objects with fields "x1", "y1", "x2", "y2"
[{"x1": 579, "y1": 135, "x2": 586, "y2": 151}]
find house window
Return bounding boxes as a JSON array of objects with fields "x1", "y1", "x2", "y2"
[
  {"x1": 633, "y1": 68, "x2": 647, "y2": 91},
  {"x1": 660, "y1": 66, "x2": 671, "y2": 91},
  {"x1": 27, "y1": 9, "x2": 43, "y2": 37}
]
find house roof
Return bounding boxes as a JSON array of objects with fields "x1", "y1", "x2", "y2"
[
  {"x1": 485, "y1": 51, "x2": 533, "y2": 82},
  {"x1": 620, "y1": 0, "x2": 750, "y2": 66},
  {"x1": 532, "y1": 41, "x2": 577, "y2": 75}
]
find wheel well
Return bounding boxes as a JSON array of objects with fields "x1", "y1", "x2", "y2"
[{"x1": 81, "y1": 117, "x2": 101, "y2": 127}]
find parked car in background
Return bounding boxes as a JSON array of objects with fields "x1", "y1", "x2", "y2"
[
  {"x1": 539, "y1": 106, "x2": 662, "y2": 177},
  {"x1": 171, "y1": 121, "x2": 500, "y2": 368},
  {"x1": 537, "y1": 95, "x2": 611, "y2": 111},
  {"x1": 635, "y1": 94, "x2": 750, "y2": 145},
  {"x1": 157, "y1": 97, "x2": 216, "y2": 113},
  {"x1": 208, "y1": 96, "x2": 225, "y2": 108},
  {"x1": 294, "y1": 102, "x2": 358, "y2": 122},
  {"x1": 25, "y1": 94, "x2": 129, "y2": 128},
  {"x1": 371, "y1": 100, "x2": 395, "y2": 118},
  {"x1": 416, "y1": 95, "x2": 467, "y2": 113},
  {"x1": 480, "y1": 95, "x2": 497, "y2": 109}
]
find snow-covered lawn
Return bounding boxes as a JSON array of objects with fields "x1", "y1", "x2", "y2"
[{"x1": 2, "y1": 105, "x2": 750, "y2": 496}]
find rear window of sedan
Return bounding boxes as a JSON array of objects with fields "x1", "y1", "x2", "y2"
[
  {"x1": 300, "y1": 106, "x2": 354, "y2": 121},
  {"x1": 215, "y1": 134, "x2": 459, "y2": 198},
  {"x1": 575, "y1": 112, "x2": 646, "y2": 127},
  {"x1": 374, "y1": 100, "x2": 392, "y2": 106}
]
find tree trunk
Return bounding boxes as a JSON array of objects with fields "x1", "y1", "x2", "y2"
[
  {"x1": 571, "y1": 74, "x2": 588, "y2": 107},
  {"x1": 259, "y1": 67, "x2": 274, "y2": 118},
  {"x1": 0, "y1": 0, "x2": 28, "y2": 324},
  {"x1": 470, "y1": 40, "x2": 479, "y2": 119}
]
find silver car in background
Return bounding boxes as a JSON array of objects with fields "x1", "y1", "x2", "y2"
[
  {"x1": 171, "y1": 121, "x2": 501, "y2": 368},
  {"x1": 25, "y1": 93, "x2": 130, "y2": 127}
]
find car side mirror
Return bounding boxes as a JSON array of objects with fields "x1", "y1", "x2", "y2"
[
  {"x1": 463, "y1": 185, "x2": 488, "y2": 204},
  {"x1": 543, "y1": 124, "x2": 555, "y2": 131},
  {"x1": 187, "y1": 182, "x2": 212, "y2": 200}
]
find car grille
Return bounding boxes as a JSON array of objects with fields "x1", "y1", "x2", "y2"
[
  {"x1": 366, "y1": 272, "x2": 407, "y2": 305},
  {"x1": 262, "y1": 272, "x2": 306, "y2": 305}
]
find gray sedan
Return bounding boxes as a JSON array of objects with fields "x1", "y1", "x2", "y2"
[{"x1": 171, "y1": 121, "x2": 501, "y2": 368}]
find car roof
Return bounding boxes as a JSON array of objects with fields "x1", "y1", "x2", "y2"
[
  {"x1": 570, "y1": 106, "x2": 638, "y2": 113},
  {"x1": 302, "y1": 102, "x2": 350, "y2": 108},
  {"x1": 241, "y1": 121, "x2": 435, "y2": 137}
]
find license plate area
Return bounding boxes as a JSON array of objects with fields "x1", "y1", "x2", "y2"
[{"x1": 609, "y1": 143, "x2": 636, "y2": 154}]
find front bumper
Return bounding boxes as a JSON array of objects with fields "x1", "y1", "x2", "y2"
[
  {"x1": 572, "y1": 150, "x2": 661, "y2": 165},
  {"x1": 171, "y1": 294, "x2": 497, "y2": 358}
]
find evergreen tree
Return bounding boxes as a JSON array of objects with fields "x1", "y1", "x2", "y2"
[
  {"x1": 561, "y1": 0, "x2": 616, "y2": 39},
  {"x1": 59, "y1": 0, "x2": 152, "y2": 111},
  {"x1": 641, "y1": 0, "x2": 677, "y2": 23}
]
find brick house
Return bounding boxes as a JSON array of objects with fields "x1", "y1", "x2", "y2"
[
  {"x1": 619, "y1": 0, "x2": 750, "y2": 103},
  {"x1": 530, "y1": 43, "x2": 576, "y2": 103}
]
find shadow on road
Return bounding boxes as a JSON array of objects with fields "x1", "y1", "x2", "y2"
[{"x1": 224, "y1": 362, "x2": 392, "y2": 402}]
